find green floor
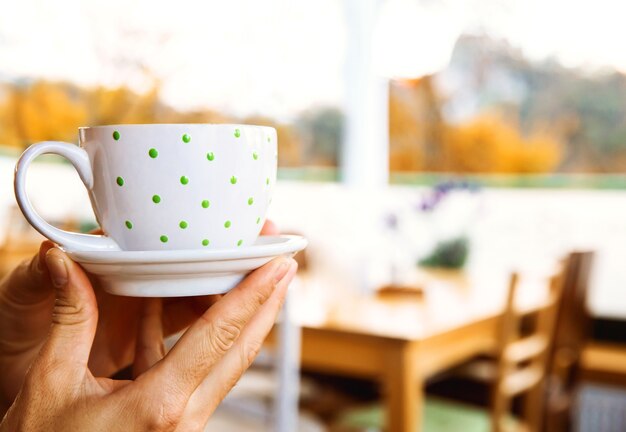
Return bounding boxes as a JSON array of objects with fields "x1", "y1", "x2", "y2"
[{"x1": 337, "y1": 397, "x2": 491, "y2": 432}]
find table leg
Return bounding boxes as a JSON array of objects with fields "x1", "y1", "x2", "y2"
[{"x1": 385, "y1": 344, "x2": 421, "y2": 432}]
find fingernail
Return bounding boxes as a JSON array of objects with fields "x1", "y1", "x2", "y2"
[
  {"x1": 37, "y1": 241, "x2": 54, "y2": 274},
  {"x1": 273, "y1": 259, "x2": 294, "y2": 283},
  {"x1": 35, "y1": 257, "x2": 43, "y2": 274},
  {"x1": 45, "y1": 250, "x2": 68, "y2": 288},
  {"x1": 32, "y1": 255, "x2": 43, "y2": 274}
]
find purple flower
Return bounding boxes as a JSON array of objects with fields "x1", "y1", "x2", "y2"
[
  {"x1": 415, "y1": 179, "x2": 481, "y2": 213},
  {"x1": 383, "y1": 212, "x2": 399, "y2": 231}
]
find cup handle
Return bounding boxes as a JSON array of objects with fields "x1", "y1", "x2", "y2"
[{"x1": 14, "y1": 141, "x2": 121, "y2": 251}]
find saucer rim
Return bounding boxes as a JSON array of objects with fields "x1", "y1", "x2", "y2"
[{"x1": 64, "y1": 235, "x2": 307, "y2": 265}]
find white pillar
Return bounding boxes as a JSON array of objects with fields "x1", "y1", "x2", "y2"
[
  {"x1": 273, "y1": 292, "x2": 301, "y2": 432},
  {"x1": 342, "y1": 0, "x2": 389, "y2": 187}
]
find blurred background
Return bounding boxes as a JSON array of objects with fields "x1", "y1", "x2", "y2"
[{"x1": 1, "y1": 0, "x2": 626, "y2": 431}]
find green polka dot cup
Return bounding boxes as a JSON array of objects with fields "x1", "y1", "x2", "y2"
[{"x1": 14, "y1": 124, "x2": 277, "y2": 251}]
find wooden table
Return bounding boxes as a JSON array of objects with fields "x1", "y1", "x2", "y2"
[
  {"x1": 286, "y1": 269, "x2": 551, "y2": 432},
  {"x1": 581, "y1": 342, "x2": 626, "y2": 386}
]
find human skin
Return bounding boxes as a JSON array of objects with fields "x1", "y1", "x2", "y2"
[{"x1": 0, "y1": 221, "x2": 296, "y2": 430}]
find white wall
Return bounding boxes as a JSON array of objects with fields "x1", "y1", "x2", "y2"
[{"x1": 269, "y1": 183, "x2": 626, "y2": 320}]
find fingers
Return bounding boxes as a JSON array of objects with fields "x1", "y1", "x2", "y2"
[
  {"x1": 38, "y1": 248, "x2": 98, "y2": 368},
  {"x1": 260, "y1": 219, "x2": 279, "y2": 235},
  {"x1": 138, "y1": 257, "x2": 296, "y2": 400},
  {"x1": 161, "y1": 295, "x2": 222, "y2": 336},
  {"x1": 1, "y1": 241, "x2": 55, "y2": 305},
  {"x1": 180, "y1": 262, "x2": 297, "y2": 426},
  {"x1": 133, "y1": 298, "x2": 165, "y2": 378}
]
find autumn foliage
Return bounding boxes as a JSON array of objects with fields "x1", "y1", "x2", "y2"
[
  {"x1": 0, "y1": 81, "x2": 314, "y2": 168},
  {"x1": 0, "y1": 78, "x2": 564, "y2": 174},
  {"x1": 389, "y1": 77, "x2": 562, "y2": 173},
  {"x1": 441, "y1": 114, "x2": 561, "y2": 173},
  {"x1": 0, "y1": 82, "x2": 87, "y2": 147}
]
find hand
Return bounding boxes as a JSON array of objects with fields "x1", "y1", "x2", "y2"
[
  {"x1": 0, "y1": 221, "x2": 281, "y2": 415},
  {"x1": 1, "y1": 233, "x2": 296, "y2": 430}
]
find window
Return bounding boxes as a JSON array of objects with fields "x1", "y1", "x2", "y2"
[{"x1": 0, "y1": 0, "x2": 345, "y2": 180}]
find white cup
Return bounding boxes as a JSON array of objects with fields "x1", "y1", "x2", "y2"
[{"x1": 14, "y1": 124, "x2": 277, "y2": 252}]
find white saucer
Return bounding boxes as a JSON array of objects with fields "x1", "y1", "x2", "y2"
[{"x1": 64, "y1": 235, "x2": 308, "y2": 297}]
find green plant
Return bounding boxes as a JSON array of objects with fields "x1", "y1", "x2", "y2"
[{"x1": 419, "y1": 236, "x2": 469, "y2": 269}]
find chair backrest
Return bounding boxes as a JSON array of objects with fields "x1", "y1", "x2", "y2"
[
  {"x1": 491, "y1": 269, "x2": 564, "y2": 432},
  {"x1": 551, "y1": 251, "x2": 594, "y2": 380},
  {"x1": 544, "y1": 251, "x2": 594, "y2": 432}
]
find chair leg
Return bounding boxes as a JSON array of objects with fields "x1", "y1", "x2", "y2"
[
  {"x1": 491, "y1": 386, "x2": 511, "y2": 432},
  {"x1": 523, "y1": 381, "x2": 545, "y2": 432}
]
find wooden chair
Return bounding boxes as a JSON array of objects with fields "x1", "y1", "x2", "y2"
[
  {"x1": 334, "y1": 270, "x2": 565, "y2": 432},
  {"x1": 426, "y1": 251, "x2": 593, "y2": 430},
  {"x1": 490, "y1": 271, "x2": 563, "y2": 432},
  {"x1": 543, "y1": 251, "x2": 594, "y2": 432}
]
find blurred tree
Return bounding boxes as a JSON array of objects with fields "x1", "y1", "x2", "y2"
[
  {"x1": 0, "y1": 80, "x2": 236, "y2": 150},
  {"x1": 446, "y1": 34, "x2": 626, "y2": 173},
  {"x1": 295, "y1": 107, "x2": 343, "y2": 166},
  {"x1": 13, "y1": 81, "x2": 87, "y2": 145},
  {"x1": 0, "y1": 85, "x2": 21, "y2": 148},
  {"x1": 441, "y1": 113, "x2": 561, "y2": 173},
  {"x1": 274, "y1": 123, "x2": 301, "y2": 167},
  {"x1": 389, "y1": 77, "x2": 445, "y2": 171},
  {"x1": 244, "y1": 115, "x2": 302, "y2": 167},
  {"x1": 522, "y1": 70, "x2": 626, "y2": 172},
  {"x1": 86, "y1": 86, "x2": 158, "y2": 125}
]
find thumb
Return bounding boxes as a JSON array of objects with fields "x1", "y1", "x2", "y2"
[
  {"x1": 40, "y1": 248, "x2": 98, "y2": 367},
  {"x1": 1, "y1": 241, "x2": 55, "y2": 305}
]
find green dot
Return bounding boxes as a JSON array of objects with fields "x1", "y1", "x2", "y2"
[
  {"x1": 230, "y1": 176, "x2": 237, "y2": 185},
  {"x1": 182, "y1": 133, "x2": 191, "y2": 143},
  {"x1": 152, "y1": 195, "x2": 161, "y2": 204},
  {"x1": 237, "y1": 240, "x2": 243, "y2": 247},
  {"x1": 267, "y1": 136, "x2": 270, "y2": 142},
  {"x1": 266, "y1": 177, "x2": 270, "y2": 185},
  {"x1": 256, "y1": 217, "x2": 261, "y2": 224},
  {"x1": 180, "y1": 176, "x2": 189, "y2": 185},
  {"x1": 179, "y1": 220, "x2": 188, "y2": 229},
  {"x1": 248, "y1": 197, "x2": 254, "y2": 205},
  {"x1": 201, "y1": 199, "x2": 210, "y2": 208},
  {"x1": 253, "y1": 152, "x2": 258, "y2": 160},
  {"x1": 149, "y1": 148, "x2": 159, "y2": 158},
  {"x1": 116, "y1": 176, "x2": 124, "y2": 186},
  {"x1": 113, "y1": 130, "x2": 120, "y2": 140},
  {"x1": 202, "y1": 239, "x2": 210, "y2": 246},
  {"x1": 224, "y1": 220, "x2": 231, "y2": 228},
  {"x1": 160, "y1": 235, "x2": 168, "y2": 243},
  {"x1": 207, "y1": 152, "x2": 215, "y2": 161},
  {"x1": 234, "y1": 128, "x2": 241, "y2": 138},
  {"x1": 125, "y1": 220, "x2": 133, "y2": 229}
]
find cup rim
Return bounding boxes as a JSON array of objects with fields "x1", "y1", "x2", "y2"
[{"x1": 79, "y1": 123, "x2": 275, "y2": 131}]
